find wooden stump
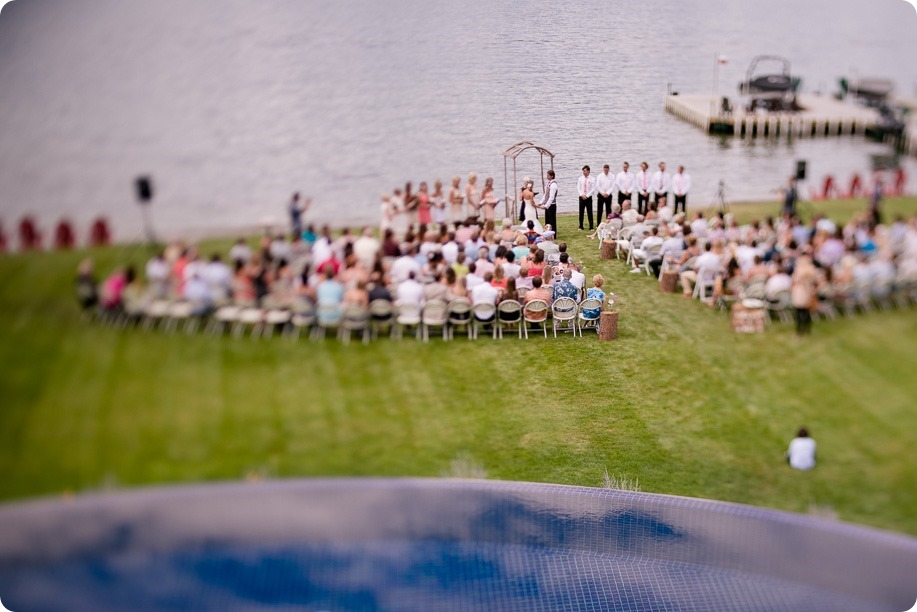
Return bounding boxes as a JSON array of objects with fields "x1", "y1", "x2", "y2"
[
  {"x1": 601, "y1": 240, "x2": 616, "y2": 260},
  {"x1": 598, "y1": 311, "x2": 618, "y2": 341},
  {"x1": 731, "y1": 303, "x2": 766, "y2": 334},
  {"x1": 659, "y1": 270, "x2": 678, "y2": 293}
]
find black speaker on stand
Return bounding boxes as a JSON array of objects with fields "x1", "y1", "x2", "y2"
[{"x1": 135, "y1": 176, "x2": 158, "y2": 248}]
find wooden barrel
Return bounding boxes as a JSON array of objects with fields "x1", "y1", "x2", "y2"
[
  {"x1": 659, "y1": 270, "x2": 679, "y2": 293},
  {"x1": 598, "y1": 311, "x2": 618, "y2": 341},
  {"x1": 601, "y1": 240, "x2": 616, "y2": 260}
]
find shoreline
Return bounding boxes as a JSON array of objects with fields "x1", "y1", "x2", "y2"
[{"x1": 3, "y1": 196, "x2": 914, "y2": 254}]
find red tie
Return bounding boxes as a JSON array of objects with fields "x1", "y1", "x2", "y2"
[
  {"x1": 643, "y1": 175, "x2": 647, "y2": 190},
  {"x1": 583, "y1": 178, "x2": 586, "y2": 197}
]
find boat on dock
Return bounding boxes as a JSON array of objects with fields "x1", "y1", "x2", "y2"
[{"x1": 737, "y1": 55, "x2": 802, "y2": 112}]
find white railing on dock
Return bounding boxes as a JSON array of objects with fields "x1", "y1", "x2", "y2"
[{"x1": 663, "y1": 93, "x2": 910, "y2": 153}]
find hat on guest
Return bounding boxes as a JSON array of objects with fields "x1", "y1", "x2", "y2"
[{"x1": 543, "y1": 230, "x2": 555, "y2": 238}]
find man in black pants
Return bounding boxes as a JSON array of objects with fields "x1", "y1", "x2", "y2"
[
  {"x1": 595, "y1": 164, "x2": 614, "y2": 223},
  {"x1": 577, "y1": 165, "x2": 595, "y2": 231},
  {"x1": 634, "y1": 161, "x2": 651, "y2": 216},
  {"x1": 541, "y1": 169, "x2": 558, "y2": 237}
]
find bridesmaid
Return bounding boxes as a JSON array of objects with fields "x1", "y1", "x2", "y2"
[
  {"x1": 449, "y1": 176, "x2": 464, "y2": 222},
  {"x1": 416, "y1": 181, "x2": 432, "y2": 225},
  {"x1": 431, "y1": 179, "x2": 447, "y2": 226},
  {"x1": 465, "y1": 172, "x2": 481, "y2": 223},
  {"x1": 480, "y1": 177, "x2": 499, "y2": 223}
]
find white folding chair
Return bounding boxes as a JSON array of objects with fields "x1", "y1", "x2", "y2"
[
  {"x1": 393, "y1": 301, "x2": 422, "y2": 340},
  {"x1": 339, "y1": 304, "x2": 370, "y2": 345},
  {"x1": 551, "y1": 297, "x2": 578, "y2": 337},
  {"x1": 577, "y1": 298, "x2": 602, "y2": 336},
  {"x1": 368, "y1": 299, "x2": 394, "y2": 340},
  {"x1": 421, "y1": 300, "x2": 449, "y2": 342},
  {"x1": 522, "y1": 299, "x2": 549, "y2": 339},
  {"x1": 495, "y1": 299, "x2": 523, "y2": 339},
  {"x1": 446, "y1": 298, "x2": 472, "y2": 340},
  {"x1": 470, "y1": 301, "x2": 497, "y2": 340}
]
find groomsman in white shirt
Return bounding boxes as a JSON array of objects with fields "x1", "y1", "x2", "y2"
[
  {"x1": 634, "y1": 161, "x2": 651, "y2": 216},
  {"x1": 672, "y1": 165, "x2": 691, "y2": 214},
  {"x1": 595, "y1": 164, "x2": 615, "y2": 223},
  {"x1": 651, "y1": 161, "x2": 670, "y2": 208},
  {"x1": 577, "y1": 165, "x2": 596, "y2": 231},
  {"x1": 615, "y1": 161, "x2": 634, "y2": 207}
]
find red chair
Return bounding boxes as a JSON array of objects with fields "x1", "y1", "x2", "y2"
[
  {"x1": 846, "y1": 174, "x2": 863, "y2": 199},
  {"x1": 54, "y1": 219, "x2": 76, "y2": 250},
  {"x1": 18, "y1": 217, "x2": 42, "y2": 251},
  {"x1": 89, "y1": 217, "x2": 111, "y2": 247}
]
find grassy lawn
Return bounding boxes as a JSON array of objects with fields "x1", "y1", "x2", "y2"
[{"x1": 1, "y1": 199, "x2": 916, "y2": 535}]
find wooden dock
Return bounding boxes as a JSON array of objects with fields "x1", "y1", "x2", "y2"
[{"x1": 665, "y1": 94, "x2": 881, "y2": 140}]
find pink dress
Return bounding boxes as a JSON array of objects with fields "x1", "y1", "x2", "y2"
[{"x1": 417, "y1": 193, "x2": 432, "y2": 225}]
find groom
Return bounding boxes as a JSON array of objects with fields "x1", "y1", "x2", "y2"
[{"x1": 541, "y1": 169, "x2": 558, "y2": 238}]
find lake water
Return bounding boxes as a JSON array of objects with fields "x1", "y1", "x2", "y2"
[{"x1": 0, "y1": 0, "x2": 916, "y2": 241}]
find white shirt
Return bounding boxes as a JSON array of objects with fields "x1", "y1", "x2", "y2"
[
  {"x1": 615, "y1": 170, "x2": 634, "y2": 195},
  {"x1": 672, "y1": 172, "x2": 691, "y2": 195},
  {"x1": 353, "y1": 236, "x2": 380, "y2": 269},
  {"x1": 146, "y1": 257, "x2": 169, "y2": 283},
  {"x1": 202, "y1": 261, "x2": 232, "y2": 300},
  {"x1": 502, "y1": 262, "x2": 521, "y2": 279},
  {"x1": 695, "y1": 250, "x2": 722, "y2": 272},
  {"x1": 570, "y1": 269, "x2": 586, "y2": 290},
  {"x1": 540, "y1": 180, "x2": 558, "y2": 209},
  {"x1": 788, "y1": 437, "x2": 816, "y2": 470},
  {"x1": 595, "y1": 171, "x2": 615, "y2": 196},
  {"x1": 441, "y1": 242, "x2": 459, "y2": 265},
  {"x1": 396, "y1": 278, "x2": 425, "y2": 308},
  {"x1": 464, "y1": 273, "x2": 485, "y2": 290},
  {"x1": 651, "y1": 170, "x2": 670, "y2": 193},
  {"x1": 621, "y1": 209, "x2": 639, "y2": 227},
  {"x1": 577, "y1": 174, "x2": 596, "y2": 198},
  {"x1": 471, "y1": 282, "x2": 499, "y2": 305},
  {"x1": 229, "y1": 243, "x2": 252, "y2": 264},
  {"x1": 690, "y1": 218, "x2": 708, "y2": 238},
  {"x1": 391, "y1": 255, "x2": 421, "y2": 284},
  {"x1": 635, "y1": 170, "x2": 651, "y2": 195}
]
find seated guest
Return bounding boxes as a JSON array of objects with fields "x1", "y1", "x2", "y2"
[
  {"x1": 464, "y1": 262, "x2": 485, "y2": 290},
  {"x1": 76, "y1": 258, "x2": 99, "y2": 311},
  {"x1": 316, "y1": 267, "x2": 345, "y2": 315},
  {"x1": 502, "y1": 251, "x2": 521, "y2": 279},
  {"x1": 569, "y1": 264, "x2": 586, "y2": 292},
  {"x1": 512, "y1": 234, "x2": 530, "y2": 262},
  {"x1": 501, "y1": 277, "x2": 519, "y2": 303},
  {"x1": 523, "y1": 220, "x2": 540, "y2": 244},
  {"x1": 471, "y1": 272, "x2": 500, "y2": 306},
  {"x1": 423, "y1": 270, "x2": 451, "y2": 302},
  {"x1": 490, "y1": 265, "x2": 508, "y2": 292},
  {"x1": 786, "y1": 427, "x2": 816, "y2": 470},
  {"x1": 527, "y1": 250, "x2": 546, "y2": 277},
  {"x1": 523, "y1": 276, "x2": 552, "y2": 316},
  {"x1": 451, "y1": 251, "x2": 469, "y2": 278},
  {"x1": 367, "y1": 272, "x2": 393, "y2": 302},
  {"x1": 474, "y1": 246, "x2": 495, "y2": 277},
  {"x1": 537, "y1": 230, "x2": 560, "y2": 259},
  {"x1": 680, "y1": 242, "x2": 722, "y2": 297},
  {"x1": 583, "y1": 274, "x2": 606, "y2": 319},
  {"x1": 396, "y1": 271, "x2": 424, "y2": 308},
  {"x1": 552, "y1": 268, "x2": 579, "y2": 302}
]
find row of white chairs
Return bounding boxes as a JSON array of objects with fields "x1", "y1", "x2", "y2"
[{"x1": 123, "y1": 296, "x2": 604, "y2": 342}]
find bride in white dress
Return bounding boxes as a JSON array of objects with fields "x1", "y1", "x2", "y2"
[{"x1": 521, "y1": 177, "x2": 543, "y2": 233}]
